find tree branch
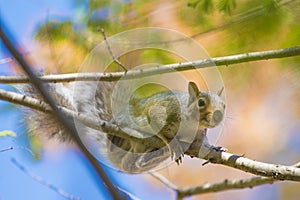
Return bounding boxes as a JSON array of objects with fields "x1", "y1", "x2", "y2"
[
  {"x1": 177, "y1": 177, "x2": 275, "y2": 198},
  {"x1": 150, "y1": 172, "x2": 177, "y2": 190},
  {"x1": 1, "y1": 88, "x2": 300, "y2": 183},
  {"x1": 186, "y1": 143, "x2": 300, "y2": 182},
  {"x1": 151, "y1": 163, "x2": 300, "y2": 198},
  {"x1": 152, "y1": 173, "x2": 276, "y2": 198},
  {"x1": 0, "y1": 147, "x2": 14, "y2": 153},
  {"x1": 1, "y1": 46, "x2": 299, "y2": 83}
]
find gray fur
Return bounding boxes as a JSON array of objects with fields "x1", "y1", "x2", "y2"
[{"x1": 19, "y1": 81, "x2": 225, "y2": 173}]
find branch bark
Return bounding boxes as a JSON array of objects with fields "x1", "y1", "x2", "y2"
[{"x1": 1, "y1": 46, "x2": 299, "y2": 83}]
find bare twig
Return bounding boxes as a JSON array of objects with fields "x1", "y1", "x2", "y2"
[
  {"x1": 99, "y1": 28, "x2": 128, "y2": 72},
  {"x1": 150, "y1": 171, "x2": 275, "y2": 198},
  {"x1": 0, "y1": 46, "x2": 299, "y2": 84},
  {"x1": 11, "y1": 158, "x2": 81, "y2": 200},
  {"x1": 0, "y1": 147, "x2": 14, "y2": 153},
  {"x1": 0, "y1": 56, "x2": 14, "y2": 65},
  {"x1": 1, "y1": 88, "x2": 300, "y2": 183},
  {"x1": 115, "y1": 186, "x2": 141, "y2": 200},
  {"x1": 177, "y1": 176, "x2": 276, "y2": 198},
  {"x1": 150, "y1": 172, "x2": 177, "y2": 190},
  {"x1": 149, "y1": 172, "x2": 276, "y2": 198}
]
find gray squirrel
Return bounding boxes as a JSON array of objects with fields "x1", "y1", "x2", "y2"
[{"x1": 21, "y1": 80, "x2": 225, "y2": 173}]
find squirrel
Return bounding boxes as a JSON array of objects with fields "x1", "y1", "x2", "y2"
[{"x1": 20, "y1": 80, "x2": 225, "y2": 173}]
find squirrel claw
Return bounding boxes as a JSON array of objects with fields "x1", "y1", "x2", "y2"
[
  {"x1": 175, "y1": 156, "x2": 182, "y2": 165},
  {"x1": 212, "y1": 146, "x2": 227, "y2": 152},
  {"x1": 169, "y1": 140, "x2": 184, "y2": 165}
]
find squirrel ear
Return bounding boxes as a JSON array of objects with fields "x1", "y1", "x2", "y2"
[
  {"x1": 188, "y1": 82, "x2": 199, "y2": 97},
  {"x1": 217, "y1": 86, "x2": 224, "y2": 97},
  {"x1": 188, "y1": 82, "x2": 199, "y2": 106}
]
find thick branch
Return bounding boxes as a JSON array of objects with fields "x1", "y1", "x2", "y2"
[
  {"x1": 1, "y1": 89, "x2": 300, "y2": 182},
  {"x1": 1, "y1": 46, "x2": 299, "y2": 83},
  {"x1": 186, "y1": 143, "x2": 300, "y2": 181}
]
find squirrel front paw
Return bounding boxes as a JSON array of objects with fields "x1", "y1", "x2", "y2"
[
  {"x1": 169, "y1": 139, "x2": 184, "y2": 165},
  {"x1": 211, "y1": 145, "x2": 227, "y2": 152}
]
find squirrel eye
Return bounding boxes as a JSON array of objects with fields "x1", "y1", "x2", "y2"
[{"x1": 198, "y1": 99, "x2": 206, "y2": 107}]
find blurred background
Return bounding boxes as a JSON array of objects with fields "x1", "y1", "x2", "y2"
[{"x1": 0, "y1": 0, "x2": 300, "y2": 199}]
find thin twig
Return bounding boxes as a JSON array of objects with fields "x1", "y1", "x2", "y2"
[
  {"x1": 115, "y1": 186, "x2": 141, "y2": 200},
  {"x1": 177, "y1": 176, "x2": 275, "y2": 198},
  {"x1": 149, "y1": 172, "x2": 177, "y2": 190},
  {"x1": 99, "y1": 28, "x2": 128, "y2": 72},
  {"x1": 11, "y1": 158, "x2": 81, "y2": 200},
  {"x1": 149, "y1": 172, "x2": 275, "y2": 198},
  {"x1": 0, "y1": 56, "x2": 14, "y2": 65},
  {"x1": 0, "y1": 147, "x2": 13, "y2": 153},
  {"x1": 1, "y1": 46, "x2": 299, "y2": 84}
]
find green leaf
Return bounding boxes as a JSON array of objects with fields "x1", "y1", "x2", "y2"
[
  {"x1": 217, "y1": 0, "x2": 236, "y2": 15},
  {"x1": 0, "y1": 130, "x2": 17, "y2": 138},
  {"x1": 187, "y1": 0, "x2": 201, "y2": 8},
  {"x1": 187, "y1": 0, "x2": 213, "y2": 13}
]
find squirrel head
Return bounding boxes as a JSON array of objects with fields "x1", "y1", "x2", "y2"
[{"x1": 187, "y1": 82, "x2": 225, "y2": 129}]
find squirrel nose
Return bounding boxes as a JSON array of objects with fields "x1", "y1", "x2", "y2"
[{"x1": 212, "y1": 110, "x2": 223, "y2": 124}]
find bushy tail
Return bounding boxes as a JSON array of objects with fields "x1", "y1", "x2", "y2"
[{"x1": 17, "y1": 83, "x2": 74, "y2": 142}]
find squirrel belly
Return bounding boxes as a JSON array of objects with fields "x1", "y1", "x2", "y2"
[{"x1": 19, "y1": 81, "x2": 225, "y2": 173}]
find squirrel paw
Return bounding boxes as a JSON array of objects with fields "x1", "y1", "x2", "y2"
[
  {"x1": 169, "y1": 140, "x2": 184, "y2": 165},
  {"x1": 212, "y1": 145, "x2": 227, "y2": 152}
]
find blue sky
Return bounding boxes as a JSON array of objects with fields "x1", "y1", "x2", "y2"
[
  {"x1": 0, "y1": 1, "x2": 171, "y2": 199},
  {"x1": 1, "y1": 0, "x2": 72, "y2": 43}
]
